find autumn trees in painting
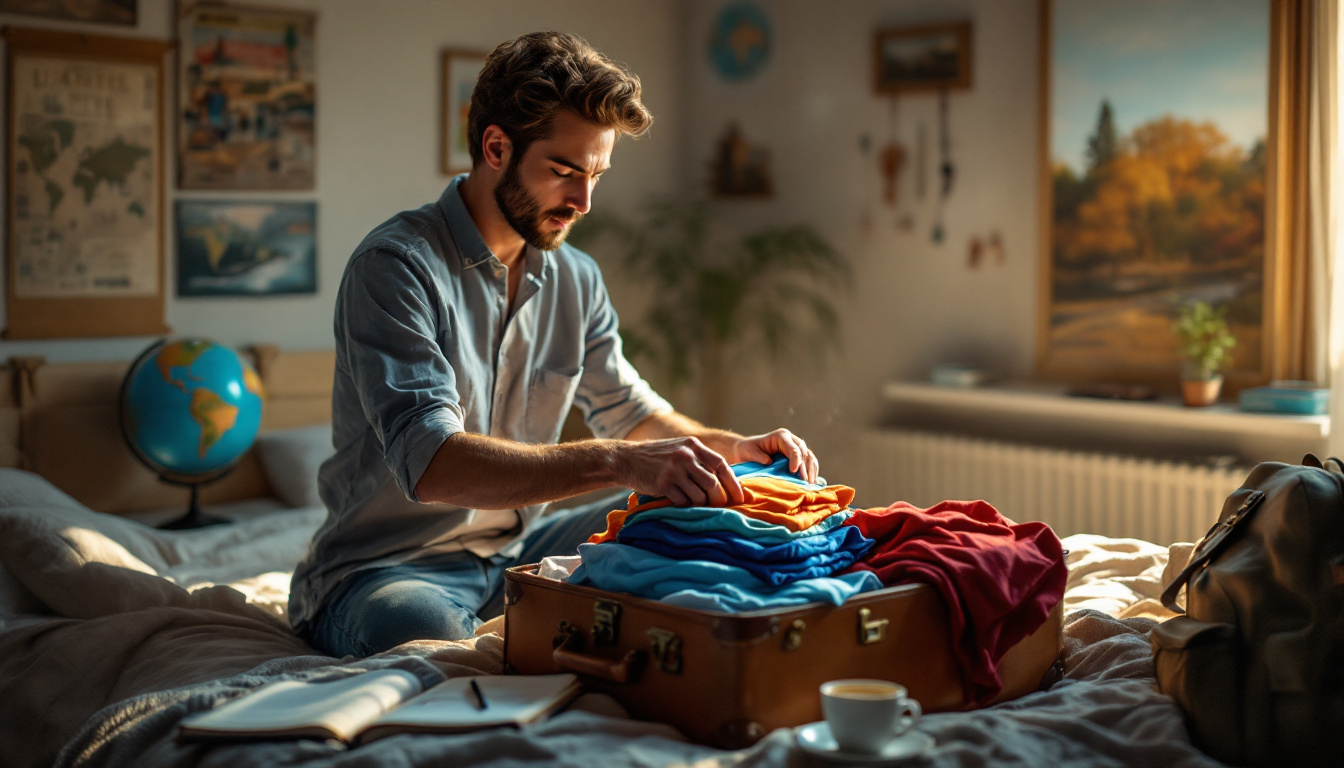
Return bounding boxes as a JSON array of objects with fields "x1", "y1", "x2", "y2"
[{"x1": 1049, "y1": 100, "x2": 1264, "y2": 371}]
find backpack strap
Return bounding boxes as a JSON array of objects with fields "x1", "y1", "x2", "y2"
[
  {"x1": 1302, "y1": 453, "x2": 1344, "y2": 474},
  {"x1": 1160, "y1": 489, "x2": 1266, "y2": 613}
]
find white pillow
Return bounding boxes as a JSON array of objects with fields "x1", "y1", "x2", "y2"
[
  {"x1": 254, "y1": 424, "x2": 333, "y2": 509},
  {"x1": 0, "y1": 469, "x2": 188, "y2": 618}
]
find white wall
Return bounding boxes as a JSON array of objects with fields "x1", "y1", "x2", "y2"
[
  {"x1": 0, "y1": 0, "x2": 1053, "y2": 477},
  {"x1": 681, "y1": 0, "x2": 1041, "y2": 472},
  {"x1": 0, "y1": 0, "x2": 688, "y2": 362}
]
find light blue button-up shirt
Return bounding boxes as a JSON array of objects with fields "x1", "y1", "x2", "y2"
[{"x1": 289, "y1": 176, "x2": 672, "y2": 629}]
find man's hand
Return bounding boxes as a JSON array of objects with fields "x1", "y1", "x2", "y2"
[
  {"x1": 721, "y1": 428, "x2": 819, "y2": 484},
  {"x1": 614, "y1": 437, "x2": 744, "y2": 508}
]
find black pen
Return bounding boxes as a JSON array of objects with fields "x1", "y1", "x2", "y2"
[{"x1": 468, "y1": 678, "x2": 488, "y2": 710}]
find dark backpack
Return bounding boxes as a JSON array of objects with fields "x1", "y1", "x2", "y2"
[{"x1": 1151, "y1": 456, "x2": 1344, "y2": 767}]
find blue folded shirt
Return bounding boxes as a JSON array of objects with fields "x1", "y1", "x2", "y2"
[
  {"x1": 617, "y1": 517, "x2": 874, "y2": 585},
  {"x1": 633, "y1": 454, "x2": 825, "y2": 506},
  {"x1": 622, "y1": 505, "x2": 854, "y2": 544},
  {"x1": 570, "y1": 542, "x2": 883, "y2": 612}
]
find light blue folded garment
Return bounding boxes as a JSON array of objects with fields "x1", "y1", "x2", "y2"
[
  {"x1": 570, "y1": 542, "x2": 884, "y2": 612},
  {"x1": 731, "y1": 455, "x2": 828, "y2": 487}
]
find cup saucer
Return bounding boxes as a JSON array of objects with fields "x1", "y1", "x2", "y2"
[{"x1": 794, "y1": 721, "x2": 935, "y2": 763}]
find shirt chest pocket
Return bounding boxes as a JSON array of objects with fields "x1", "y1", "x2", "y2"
[{"x1": 526, "y1": 367, "x2": 583, "y2": 444}]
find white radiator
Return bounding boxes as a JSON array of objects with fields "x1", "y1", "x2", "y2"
[{"x1": 856, "y1": 429, "x2": 1248, "y2": 545}]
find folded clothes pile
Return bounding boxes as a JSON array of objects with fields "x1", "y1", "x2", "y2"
[
  {"x1": 569, "y1": 456, "x2": 880, "y2": 612},
  {"x1": 561, "y1": 454, "x2": 1068, "y2": 703}
]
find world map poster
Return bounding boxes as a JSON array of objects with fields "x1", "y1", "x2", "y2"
[{"x1": 9, "y1": 54, "x2": 159, "y2": 299}]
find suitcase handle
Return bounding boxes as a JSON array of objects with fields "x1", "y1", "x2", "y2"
[{"x1": 552, "y1": 626, "x2": 646, "y2": 683}]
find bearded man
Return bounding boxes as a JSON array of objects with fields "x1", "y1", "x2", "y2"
[{"x1": 291, "y1": 31, "x2": 819, "y2": 656}]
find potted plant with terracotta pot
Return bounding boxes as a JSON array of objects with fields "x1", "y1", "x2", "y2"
[{"x1": 1173, "y1": 301, "x2": 1237, "y2": 407}]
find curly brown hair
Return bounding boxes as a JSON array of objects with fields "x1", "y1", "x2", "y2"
[{"x1": 467, "y1": 32, "x2": 652, "y2": 168}]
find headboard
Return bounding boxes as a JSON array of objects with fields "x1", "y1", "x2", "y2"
[{"x1": 1, "y1": 344, "x2": 335, "y2": 516}]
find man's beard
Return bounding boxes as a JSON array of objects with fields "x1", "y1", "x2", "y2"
[{"x1": 493, "y1": 158, "x2": 582, "y2": 251}]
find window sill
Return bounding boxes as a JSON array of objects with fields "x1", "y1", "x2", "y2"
[{"x1": 879, "y1": 381, "x2": 1328, "y2": 463}]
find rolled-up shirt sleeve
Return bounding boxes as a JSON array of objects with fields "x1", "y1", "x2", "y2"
[
  {"x1": 338, "y1": 248, "x2": 463, "y2": 500},
  {"x1": 574, "y1": 279, "x2": 673, "y2": 439}
]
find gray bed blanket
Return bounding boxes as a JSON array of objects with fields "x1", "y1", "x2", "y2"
[
  {"x1": 0, "y1": 472, "x2": 1228, "y2": 768},
  {"x1": 45, "y1": 610, "x2": 1228, "y2": 768}
]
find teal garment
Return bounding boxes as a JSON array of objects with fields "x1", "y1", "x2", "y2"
[
  {"x1": 569, "y1": 542, "x2": 884, "y2": 612},
  {"x1": 731, "y1": 455, "x2": 827, "y2": 487},
  {"x1": 629, "y1": 506, "x2": 854, "y2": 544}
]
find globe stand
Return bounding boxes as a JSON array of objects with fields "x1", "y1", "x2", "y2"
[{"x1": 160, "y1": 483, "x2": 229, "y2": 530}]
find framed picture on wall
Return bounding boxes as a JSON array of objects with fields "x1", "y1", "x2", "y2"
[
  {"x1": 3, "y1": 27, "x2": 169, "y2": 339},
  {"x1": 1037, "y1": 0, "x2": 1287, "y2": 390},
  {"x1": 873, "y1": 22, "x2": 972, "y2": 94},
  {"x1": 177, "y1": 2, "x2": 317, "y2": 190},
  {"x1": 0, "y1": 0, "x2": 136, "y2": 25},
  {"x1": 441, "y1": 49, "x2": 486, "y2": 175},
  {"x1": 176, "y1": 200, "x2": 317, "y2": 297}
]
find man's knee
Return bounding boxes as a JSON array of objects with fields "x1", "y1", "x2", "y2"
[
  {"x1": 316, "y1": 581, "x2": 483, "y2": 656},
  {"x1": 358, "y1": 582, "x2": 483, "y2": 650}
]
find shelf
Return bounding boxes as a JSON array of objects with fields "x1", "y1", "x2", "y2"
[{"x1": 881, "y1": 381, "x2": 1330, "y2": 444}]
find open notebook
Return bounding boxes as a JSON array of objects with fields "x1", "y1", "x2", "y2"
[{"x1": 178, "y1": 670, "x2": 582, "y2": 744}]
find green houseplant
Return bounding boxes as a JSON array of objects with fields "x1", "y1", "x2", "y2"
[
  {"x1": 1172, "y1": 300, "x2": 1237, "y2": 407},
  {"x1": 571, "y1": 198, "x2": 851, "y2": 426}
]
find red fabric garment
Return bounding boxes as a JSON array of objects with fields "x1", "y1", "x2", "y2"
[{"x1": 843, "y1": 500, "x2": 1066, "y2": 705}]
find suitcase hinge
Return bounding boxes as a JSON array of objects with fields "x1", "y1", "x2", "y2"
[
  {"x1": 592, "y1": 600, "x2": 621, "y2": 646},
  {"x1": 647, "y1": 628, "x2": 683, "y2": 674},
  {"x1": 858, "y1": 607, "x2": 888, "y2": 645},
  {"x1": 782, "y1": 619, "x2": 806, "y2": 651}
]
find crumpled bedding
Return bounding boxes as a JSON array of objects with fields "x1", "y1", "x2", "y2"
[{"x1": 0, "y1": 468, "x2": 1223, "y2": 768}]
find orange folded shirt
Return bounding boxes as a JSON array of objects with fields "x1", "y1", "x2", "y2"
[{"x1": 587, "y1": 477, "x2": 856, "y2": 545}]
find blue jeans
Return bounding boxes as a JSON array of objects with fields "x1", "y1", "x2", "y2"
[{"x1": 308, "y1": 490, "x2": 623, "y2": 657}]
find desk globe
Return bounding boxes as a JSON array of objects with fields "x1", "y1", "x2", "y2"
[{"x1": 119, "y1": 339, "x2": 265, "y2": 529}]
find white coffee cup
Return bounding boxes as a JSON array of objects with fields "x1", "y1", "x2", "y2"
[{"x1": 819, "y1": 679, "x2": 922, "y2": 755}]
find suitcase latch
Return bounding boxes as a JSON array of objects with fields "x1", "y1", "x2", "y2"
[
  {"x1": 647, "y1": 628, "x2": 682, "y2": 674},
  {"x1": 783, "y1": 619, "x2": 806, "y2": 651},
  {"x1": 858, "y1": 608, "x2": 888, "y2": 645},
  {"x1": 592, "y1": 600, "x2": 621, "y2": 646}
]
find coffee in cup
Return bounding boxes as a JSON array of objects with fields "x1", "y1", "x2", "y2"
[{"x1": 819, "y1": 679, "x2": 922, "y2": 754}]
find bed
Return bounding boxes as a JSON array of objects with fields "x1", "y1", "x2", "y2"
[{"x1": 0, "y1": 349, "x2": 1230, "y2": 768}]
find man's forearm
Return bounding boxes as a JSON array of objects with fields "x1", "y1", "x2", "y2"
[
  {"x1": 625, "y1": 411, "x2": 743, "y2": 458},
  {"x1": 415, "y1": 432, "x2": 622, "y2": 509}
]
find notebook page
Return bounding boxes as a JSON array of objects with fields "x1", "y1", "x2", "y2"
[
  {"x1": 367, "y1": 674, "x2": 579, "y2": 732},
  {"x1": 181, "y1": 669, "x2": 422, "y2": 741}
]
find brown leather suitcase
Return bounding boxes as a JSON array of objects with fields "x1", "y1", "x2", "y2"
[{"x1": 502, "y1": 564, "x2": 1063, "y2": 748}]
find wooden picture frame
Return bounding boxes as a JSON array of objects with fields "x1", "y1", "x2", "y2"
[
  {"x1": 176, "y1": 200, "x2": 317, "y2": 297},
  {"x1": 1036, "y1": 0, "x2": 1290, "y2": 392},
  {"x1": 441, "y1": 49, "x2": 485, "y2": 175},
  {"x1": 873, "y1": 22, "x2": 972, "y2": 94},
  {"x1": 177, "y1": 1, "x2": 317, "y2": 191},
  {"x1": 0, "y1": 0, "x2": 136, "y2": 25},
  {"x1": 3, "y1": 27, "x2": 169, "y2": 339}
]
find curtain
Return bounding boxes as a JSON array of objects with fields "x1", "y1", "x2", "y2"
[{"x1": 1322, "y1": 1, "x2": 1344, "y2": 457}]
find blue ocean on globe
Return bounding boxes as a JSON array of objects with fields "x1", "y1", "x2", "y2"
[{"x1": 121, "y1": 339, "x2": 264, "y2": 480}]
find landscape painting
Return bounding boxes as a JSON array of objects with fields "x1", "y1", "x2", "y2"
[
  {"x1": 1043, "y1": 0, "x2": 1268, "y2": 378},
  {"x1": 177, "y1": 3, "x2": 317, "y2": 190},
  {"x1": 176, "y1": 200, "x2": 316, "y2": 297}
]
